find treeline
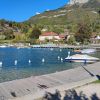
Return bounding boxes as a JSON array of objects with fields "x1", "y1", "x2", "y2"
[{"x1": 0, "y1": 19, "x2": 41, "y2": 43}]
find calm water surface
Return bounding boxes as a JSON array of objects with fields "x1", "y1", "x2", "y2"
[{"x1": 0, "y1": 47, "x2": 99, "y2": 83}]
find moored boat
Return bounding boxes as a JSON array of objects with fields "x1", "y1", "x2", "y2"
[
  {"x1": 81, "y1": 49, "x2": 96, "y2": 54},
  {"x1": 65, "y1": 54, "x2": 99, "y2": 63}
]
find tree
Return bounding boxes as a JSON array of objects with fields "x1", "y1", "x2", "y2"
[
  {"x1": 29, "y1": 27, "x2": 41, "y2": 39},
  {"x1": 13, "y1": 34, "x2": 28, "y2": 42},
  {"x1": 3, "y1": 29, "x2": 15, "y2": 40},
  {"x1": 52, "y1": 27, "x2": 64, "y2": 34},
  {"x1": 75, "y1": 23, "x2": 92, "y2": 44},
  {"x1": 67, "y1": 36, "x2": 76, "y2": 45}
]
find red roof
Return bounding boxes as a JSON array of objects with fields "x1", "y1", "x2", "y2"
[{"x1": 41, "y1": 32, "x2": 58, "y2": 36}]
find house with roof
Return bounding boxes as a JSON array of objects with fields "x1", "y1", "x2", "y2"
[{"x1": 39, "y1": 32, "x2": 60, "y2": 41}]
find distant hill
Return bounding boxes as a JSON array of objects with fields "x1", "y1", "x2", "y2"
[
  {"x1": 0, "y1": 0, "x2": 100, "y2": 37},
  {"x1": 0, "y1": 19, "x2": 21, "y2": 33},
  {"x1": 27, "y1": 0, "x2": 100, "y2": 26},
  {"x1": 82, "y1": 0, "x2": 100, "y2": 9}
]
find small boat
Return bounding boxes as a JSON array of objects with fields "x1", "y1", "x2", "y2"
[
  {"x1": 81, "y1": 49, "x2": 96, "y2": 54},
  {"x1": 65, "y1": 54, "x2": 99, "y2": 63}
]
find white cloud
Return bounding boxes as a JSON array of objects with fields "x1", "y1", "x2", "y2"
[{"x1": 36, "y1": 12, "x2": 40, "y2": 15}]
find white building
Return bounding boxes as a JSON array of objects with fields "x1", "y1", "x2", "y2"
[{"x1": 39, "y1": 32, "x2": 60, "y2": 41}]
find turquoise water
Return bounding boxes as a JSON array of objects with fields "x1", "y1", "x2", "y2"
[{"x1": 0, "y1": 47, "x2": 99, "y2": 83}]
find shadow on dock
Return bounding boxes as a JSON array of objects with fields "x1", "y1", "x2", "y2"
[{"x1": 43, "y1": 89, "x2": 100, "y2": 100}]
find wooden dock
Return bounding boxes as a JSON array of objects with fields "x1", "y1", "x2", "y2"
[{"x1": 0, "y1": 62, "x2": 100, "y2": 100}]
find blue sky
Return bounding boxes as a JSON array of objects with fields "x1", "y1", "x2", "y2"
[{"x1": 0, "y1": 0, "x2": 69, "y2": 22}]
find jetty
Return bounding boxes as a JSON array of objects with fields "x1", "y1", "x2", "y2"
[
  {"x1": 31, "y1": 44, "x2": 100, "y2": 50},
  {"x1": 0, "y1": 62, "x2": 100, "y2": 100},
  {"x1": 0, "y1": 43, "x2": 100, "y2": 50}
]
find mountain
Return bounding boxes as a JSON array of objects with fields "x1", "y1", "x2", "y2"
[
  {"x1": 0, "y1": 0, "x2": 100, "y2": 36},
  {"x1": 68, "y1": 0, "x2": 89, "y2": 5},
  {"x1": 82, "y1": 0, "x2": 100, "y2": 9},
  {"x1": 27, "y1": 0, "x2": 100, "y2": 27}
]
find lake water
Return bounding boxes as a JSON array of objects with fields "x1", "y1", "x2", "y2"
[{"x1": 0, "y1": 47, "x2": 99, "y2": 83}]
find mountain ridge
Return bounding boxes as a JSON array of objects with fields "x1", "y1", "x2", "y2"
[{"x1": 27, "y1": 0, "x2": 100, "y2": 26}]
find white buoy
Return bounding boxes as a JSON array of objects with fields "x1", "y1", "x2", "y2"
[
  {"x1": 42, "y1": 58, "x2": 45, "y2": 63},
  {"x1": 0, "y1": 62, "x2": 2, "y2": 67},
  {"x1": 68, "y1": 51, "x2": 71, "y2": 57},
  {"x1": 61, "y1": 58, "x2": 63, "y2": 62},
  {"x1": 14, "y1": 60, "x2": 17, "y2": 65},
  {"x1": 29, "y1": 59, "x2": 31, "y2": 64},
  {"x1": 60, "y1": 49, "x2": 62, "y2": 52},
  {"x1": 58, "y1": 56, "x2": 60, "y2": 60}
]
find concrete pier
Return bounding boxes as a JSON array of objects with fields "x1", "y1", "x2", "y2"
[{"x1": 0, "y1": 62, "x2": 100, "y2": 100}]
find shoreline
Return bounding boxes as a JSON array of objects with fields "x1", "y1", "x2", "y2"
[
  {"x1": 0, "y1": 43, "x2": 100, "y2": 49},
  {"x1": 0, "y1": 61, "x2": 99, "y2": 100}
]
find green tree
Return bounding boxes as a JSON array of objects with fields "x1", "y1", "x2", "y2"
[
  {"x1": 52, "y1": 27, "x2": 64, "y2": 34},
  {"x1": 75, "y1": 23, "x2": 92, "y2": 44},
  {"x1": 14, "y1": 34, "x2": 28, "y2": 42},
  {"x1": 3, "y1": 29, "x2": 15, "y2": 40},
  {"x1": 29, "y1": 28, "x2": 41, "y2": 39},
  {"x1": 67, "y1": 36, "x2": 76, "y2": 45}
]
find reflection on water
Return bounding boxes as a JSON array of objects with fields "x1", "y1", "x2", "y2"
[{"x1": 0, "y1": 47, "x2": 99, "y2": 83}]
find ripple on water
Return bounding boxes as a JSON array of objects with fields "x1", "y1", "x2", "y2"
[{"x1": 0, "y1": 47, "x2": 99, "y2": 83}]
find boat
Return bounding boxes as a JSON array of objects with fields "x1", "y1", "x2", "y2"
[
  {"x1": 65, "y1": 54, "x2": 99, "y2": 63},
  {"x1": 81, "y1": 49, "x2": 96, "y2": 54}
]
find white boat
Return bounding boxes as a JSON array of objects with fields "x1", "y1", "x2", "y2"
[
  {"x1": 65, "y1": 54, "x2": 99, "y2": 63},
  {"x1": 81, "y1": 49, "x2": 96, "y2": 54}
]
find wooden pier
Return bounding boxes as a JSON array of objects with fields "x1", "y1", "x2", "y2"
[{"x1": 0, "y1": 62, "x2": 100, "y2": 100}]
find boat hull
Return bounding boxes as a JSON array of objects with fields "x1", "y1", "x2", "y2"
[{"x1": 65, "y1": 59, "x2": 99, "y2": 63}]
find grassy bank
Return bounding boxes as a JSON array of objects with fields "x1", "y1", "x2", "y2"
[{"x1": 93, "y1": 80, "x2": 100, "y2": 83}]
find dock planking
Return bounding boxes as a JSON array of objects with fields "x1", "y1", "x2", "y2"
[{"x1": 0, "y1": 62, "x2": 100, "y2": 99}]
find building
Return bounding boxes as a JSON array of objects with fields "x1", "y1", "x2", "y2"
[
  {"x1": 59, "y1": 34, "x2": 68, "y2": 40},
  {"x1": 39, "y1": 32, "x2": 60, "y2": 41}
]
